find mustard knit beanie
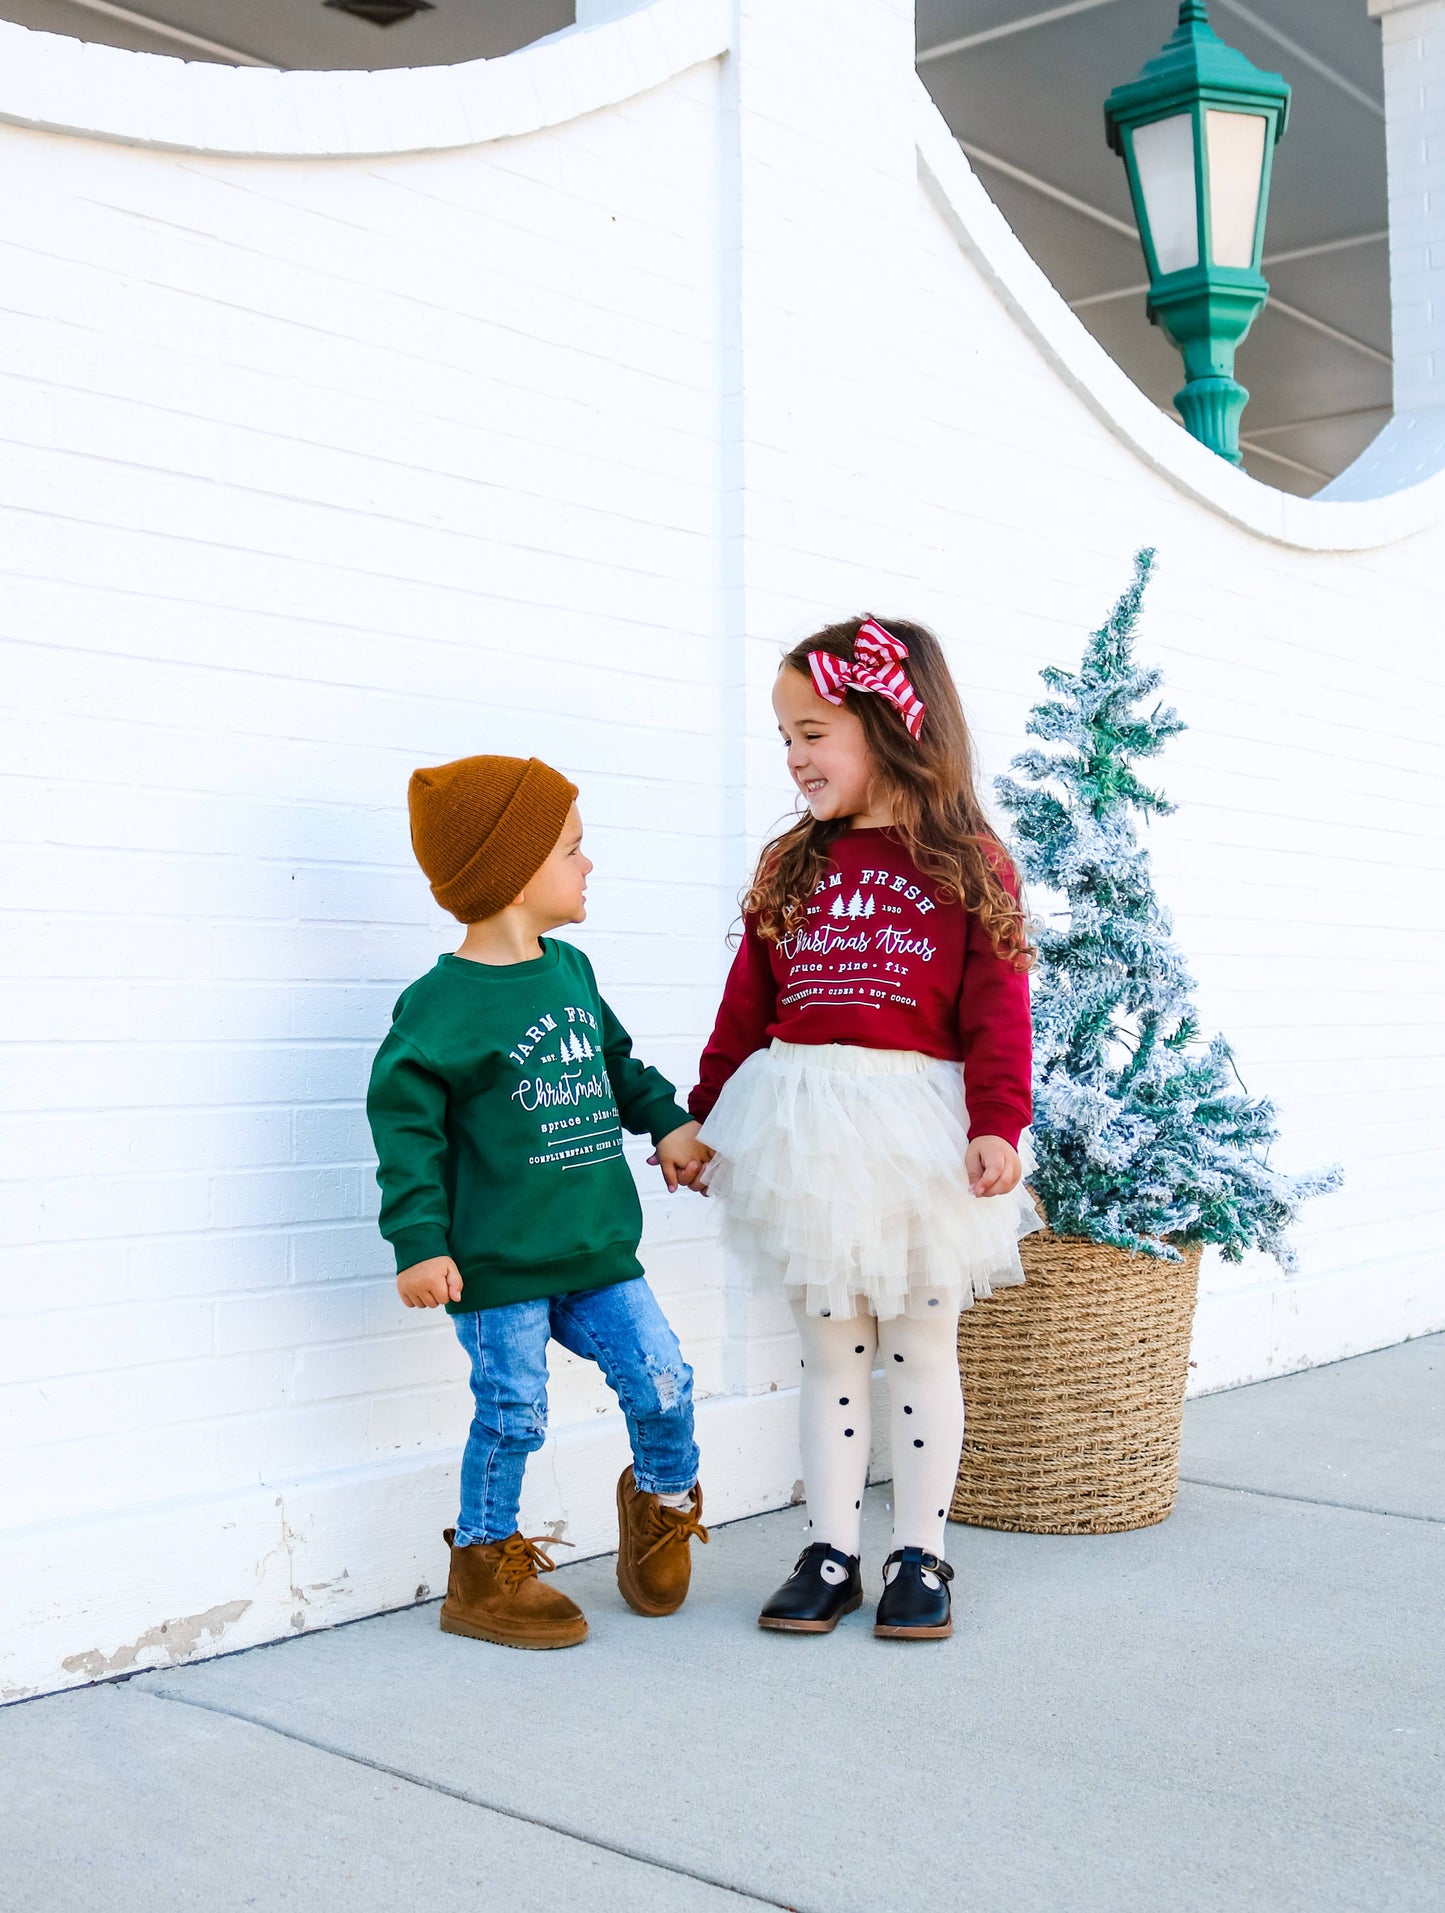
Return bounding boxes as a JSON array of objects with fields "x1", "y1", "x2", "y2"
[{"x1": 407, "y1": 755, "x2": 579, "y2": 924}]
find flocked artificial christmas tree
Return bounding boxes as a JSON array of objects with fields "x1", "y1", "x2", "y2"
[
  {"x1": 996, "y1": 547, "x2": 1340, "y2": 1265},
  {"x1": 951, "y1": 551, "x2": 1341, "y2": 1536}
]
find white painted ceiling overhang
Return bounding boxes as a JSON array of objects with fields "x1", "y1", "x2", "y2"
[{"x1": 0, "y1": 0, "x2": 1393, "y2": 499}]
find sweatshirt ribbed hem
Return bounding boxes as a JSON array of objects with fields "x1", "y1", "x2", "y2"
[{"x1": 444, "y1": 1245, "x2": 643, "y2": 1314}]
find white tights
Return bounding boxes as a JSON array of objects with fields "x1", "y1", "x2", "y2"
[{"x1": 792, "y1": 1293, "x2": 964, "y2": 1560}]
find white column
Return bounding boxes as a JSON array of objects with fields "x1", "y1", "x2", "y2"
[
  {"x1": 574, "y1": 1, "x2": 652, "y2": 23},
  {"x1": 1370, "y1": 0, "x2": 1445, "y2": 410},
  {"x1": 1321, "y1": 2, "x2": 1445, "y2": 493}
]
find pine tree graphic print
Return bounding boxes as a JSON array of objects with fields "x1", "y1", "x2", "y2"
[
  {"x1": 778, "y1": 855, "x2": 939, "y2": 1018},
  {"x1": 507, "y1": 1004, "x2": 621, "y2": 1169}
]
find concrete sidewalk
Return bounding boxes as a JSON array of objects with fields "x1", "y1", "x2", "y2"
[{"x1": 4, "y1": 1336, "x2": 1442, "y2": 1913}]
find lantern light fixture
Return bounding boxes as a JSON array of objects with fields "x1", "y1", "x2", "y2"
[
  {"x1": 324, "y1": 1, "x2": 434, "y2": 26},
  {"x1": 1104, "y1": 1, "x2": 1290, "y2": 465}
]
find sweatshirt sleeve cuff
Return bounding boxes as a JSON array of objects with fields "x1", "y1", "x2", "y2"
[
  {"x1": 388, "y1": 1224, "x2": 452, "y2": 1274},
  {"x1": 966, "y1": 1107, "x2": 1026, "y2": 1149},
  {"x1": 640, "y1": 1098, "x2": 696, "y2": 1146}
]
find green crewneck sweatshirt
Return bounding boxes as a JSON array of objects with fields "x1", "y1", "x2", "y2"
[{"x1": 366, "y1": 940, "x2": 692, "y2": 1313}]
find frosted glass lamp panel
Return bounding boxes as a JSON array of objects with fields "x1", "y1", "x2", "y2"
[
  {"x1": 1131, "y1": 114, "x2": 1199, "y2": 274},
  {"x1": 1204, "y1": 110, "x2": 1267, "y2": 267}
]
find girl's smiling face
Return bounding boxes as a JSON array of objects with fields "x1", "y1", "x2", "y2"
[{"x1": 772, "y1": 666, "x2": 894, "y2": 827}]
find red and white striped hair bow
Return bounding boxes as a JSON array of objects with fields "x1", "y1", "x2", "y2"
[{"x1": 807, "y1": 618, "x2": 926, "y2": 741}]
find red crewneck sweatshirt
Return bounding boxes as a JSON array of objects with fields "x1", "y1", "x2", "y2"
[{"x1": 691, "y1": 829, "x2": 1032, "y2": 1146}]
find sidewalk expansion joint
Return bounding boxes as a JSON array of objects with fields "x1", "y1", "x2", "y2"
[
  {"x1": 1181, "y1": 1475, "x2": 1445, "y2": 1526},
  {"x1": 145, "y1": 1686, "x2": 797, "y2": 1910}
]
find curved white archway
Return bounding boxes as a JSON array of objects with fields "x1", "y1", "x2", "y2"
[{"x1": 0, "y1": 0, "x2": 728, "y2": 157}]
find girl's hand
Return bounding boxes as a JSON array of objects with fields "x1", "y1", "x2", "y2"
[
  {"x1": 965, "y1": 1136, "x2": 1021, "y2": 1198},
  {"x1": 649, "y1": 1122, "x2": 714, "y2": 1193},
  {"x1": 397, "y1": 1256, "x2": 463, "y2": 1308}
]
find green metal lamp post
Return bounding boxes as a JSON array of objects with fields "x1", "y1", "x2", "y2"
[{"x1": 1104, "y1": 0, "x2": 1290, "y2": 464}]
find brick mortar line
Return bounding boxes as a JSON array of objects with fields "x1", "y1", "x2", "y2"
[
  {"x1": 59, "y1": 171, "x2": 714, "y2": 305},
  {"x1": 0, "y1": 316, "x2": 716, "y2": 493},
  {"x1": 28, "y1": 166, "x2": 719, "y2": 320},
  {"x1": 9, "y1": 660, "x2": 1444, "y2": 775},
  {"x1": 0, "y1": 417, "x2": 718, "y2": 553},
  {"x1": 138, "y1": 1687, "x2": 796, "y2": 1910},
  {"x1": 0, "y1": 488, "x2": 715, "y2": 600},
  {"x1": 0, "y1": 246, "x2": 717, "y2": 412},
  {"x1": 7, "y1": 553, "x2": 1440, "y2": 712}
]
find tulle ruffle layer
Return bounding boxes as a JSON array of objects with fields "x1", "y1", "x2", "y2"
[{"x1": 698, "y1": 1040, "x2": 1043, "y2": 1322}]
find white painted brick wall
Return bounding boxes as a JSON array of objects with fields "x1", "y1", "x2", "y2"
[
  {"x1": 0, "y1": 39, "x2": 740, "y2": 1699},
  {"x1": 1, "y1": 1, "x2": 1442, "y2": 1700}
]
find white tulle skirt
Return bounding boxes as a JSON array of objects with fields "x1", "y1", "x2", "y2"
[{"x1": 697, "y1": 1040, "x2": 1044, "y2": 1323}]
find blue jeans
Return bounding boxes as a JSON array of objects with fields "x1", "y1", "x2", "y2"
[{"x1": 451, "y1": 1276, "x2": 699, "y2": 1546}]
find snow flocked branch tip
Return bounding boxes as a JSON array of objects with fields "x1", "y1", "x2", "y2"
[{"x1": 996, "y1": 547, "x2": 1341, "y2": 1266}]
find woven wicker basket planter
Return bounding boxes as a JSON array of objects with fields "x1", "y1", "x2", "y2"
[{"x1": 951, "y1": 1230, "x2": 1203, "y2": 1535}]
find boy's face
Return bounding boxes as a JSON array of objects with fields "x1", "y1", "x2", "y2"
[{"x1": 518, "y1": 803, "x2": 592, "y2": 927}]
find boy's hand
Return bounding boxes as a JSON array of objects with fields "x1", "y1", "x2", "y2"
[
  {"x1": 397, "y1": 1256, "x2": 463, "y2": 1309},
  {"x1": 649, "y1": 1121, "x2": 713, "y2": 1194},
  {"x1": 965, "y1": 1136, "x2": 1022, "y2": 1198}
]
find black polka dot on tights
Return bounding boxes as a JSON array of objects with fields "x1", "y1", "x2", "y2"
[
  {"x1": 928, "y1": 1298, "x2": 940, "y2": 1307},
  {"x1": 839, "y1": 1397, "x2": 849, "y2": 1406},
  {"x1": 855, "y1": 1344, "x2": 865, "y2": 1353},
  {"x1": 855, "y1": 1500, "x2": 861, "y2": 1509},
  {"x1": 893, "y1": 1353, "x2": 904, "y2": 1363},
  {"x1": 821, "y1": 1310, "x2": 830, "y2": 1318},
  {"x1": 904, "y1": 1405, "x2": 913, "y2": 1414},
  {"x1": 937, "y1": 1509, "x2": 945, "y2": 1518},
  {"x1": 913, "y1": 1438, "x2": 924, "y2": 1448},
  {"x1": 844, "y1": 1428, "x2": 854, "y2": 1437}
]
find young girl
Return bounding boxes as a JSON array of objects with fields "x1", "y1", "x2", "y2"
[{"x1": 691, "y1": 617, "x2": 1041, "y2": 1640}]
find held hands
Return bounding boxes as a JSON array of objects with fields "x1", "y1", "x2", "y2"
[
  {"x1": 966, "y1": 1135, "x2": 1022, "y2": 1199},
  {"x1": 397, "y1": 1255, "x2": 464, "y2": 1309},
  {"x1": 649, "y1": 1121, "x2": 713, "y2": 1194}
]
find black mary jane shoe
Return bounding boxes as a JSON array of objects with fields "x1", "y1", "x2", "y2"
[
  {"x1": 758, "y1": 1543, "x2": 863, "y2": 1633},
  {"x1": 874, "y1": 1546, "x2": 955, "y2": 1640}
]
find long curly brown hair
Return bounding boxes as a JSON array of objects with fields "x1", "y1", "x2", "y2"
[{"x1": 744, "y1": 616, "x2": 1032, "y2": 968}]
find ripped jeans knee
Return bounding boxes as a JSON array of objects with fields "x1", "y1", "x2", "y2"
[
  {"x1": 551, "y1": 1280, "x2": 700, "y2": 1497},
  {"x1": 483, "y1": 1392, "x2": 549, "y2": 1451},
  {"x1": 644, "y1": 1351, "x2": 693, "y2": 1417}
]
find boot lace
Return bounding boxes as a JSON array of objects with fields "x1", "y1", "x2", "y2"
[
  {"x1": 637, "y1": 1496, "x2": 710, "y2": 1566},
  {"x1": 496, "y1": 1532, "x2": 573, "y2": 1593}
]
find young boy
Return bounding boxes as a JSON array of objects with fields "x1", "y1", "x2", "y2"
[{"x1": 367, "y1": 754, "x2": 709, "y2": 1649}]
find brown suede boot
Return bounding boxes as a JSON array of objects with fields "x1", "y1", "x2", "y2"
[
  {"x1": 615, "y1": 1467, "x2": 708, "y2": 1617},
  {"x1": 439, "y1": 1529, "x2": 588, "y2": 1649}
]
